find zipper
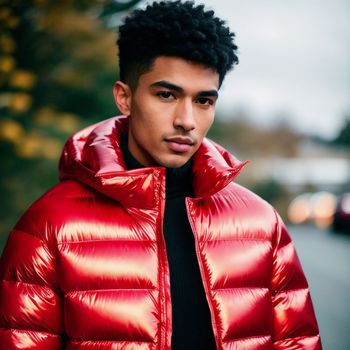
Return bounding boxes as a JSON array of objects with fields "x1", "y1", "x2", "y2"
[
  {"x1": 185, "y1": 197, "x2": 220, "y2": 350},
  {"x1": 156, "y1": 168, "x2": 171, "y2": 350}
]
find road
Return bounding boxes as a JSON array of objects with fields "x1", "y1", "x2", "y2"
[{"x1": 288, "y1": 224, "x2": 350, "y2": 350}]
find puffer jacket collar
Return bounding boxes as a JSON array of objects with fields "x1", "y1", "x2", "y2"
[{"x1": 59, "y1": 116, "x2": 247, "y2": 209}]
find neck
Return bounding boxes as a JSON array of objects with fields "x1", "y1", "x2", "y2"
[{"x1": 120, "y1": 133, "x2": 193, "y2": 198}]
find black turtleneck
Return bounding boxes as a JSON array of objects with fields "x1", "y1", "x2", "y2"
[{"x1": 121, "y1": 134, "x2": 216, "y2": 350}]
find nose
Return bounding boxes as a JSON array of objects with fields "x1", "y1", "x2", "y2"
[{"x1": 173, "y1": 99, "x2": 196, "y2": 131}]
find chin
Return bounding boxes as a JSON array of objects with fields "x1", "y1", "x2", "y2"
[{"x1": 158, "y1": 155, "x2": 190, "y2": 169}]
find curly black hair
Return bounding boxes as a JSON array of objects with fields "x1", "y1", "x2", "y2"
[{"x1": 117, "y1": 0, "x2": 238, "y2": 90}]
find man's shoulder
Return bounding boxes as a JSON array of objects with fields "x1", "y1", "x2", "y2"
[
  {"x1": 13, "y1": 180, "x2": 105, "y2": 239},
  {"x1": 191, "y1": 182, "x2": 280, "y2": 241},
  {"x1": 215, "y1": 181, "x2": 277, "y2": 221},
  {"x1": 28, "y1": 179, "x2": 97, "y2": 208}
]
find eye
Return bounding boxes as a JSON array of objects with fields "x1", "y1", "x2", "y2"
[
  {"x1": 157, "y1": 91, "x2": 176, "y2": 100},
  {"x1": 196, "y1": 97, "x2": 214, "y2": 106}
]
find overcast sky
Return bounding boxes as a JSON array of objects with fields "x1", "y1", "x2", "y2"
[
  {"x1": 195, "y1": 0, "x2": 350, "y2": 138},
  {"x1": 140, "y1": 0, "x2": 350, "y2": 138}
]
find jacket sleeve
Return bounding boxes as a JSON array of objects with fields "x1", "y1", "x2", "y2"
[
  {"x1": 0, "y1": 204, "x2": 63, "y2": 349},
  {"x1": 271, "y1": 211, "x2": 322, "y2": 349}
]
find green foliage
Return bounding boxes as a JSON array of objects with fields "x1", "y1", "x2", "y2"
[
  {"x1": 252, "y1": 179, "x2": 285, "y2": 205},
  {"x1": 100, "y1": 0, "x2": 145, "y2": 18},
  {"x1": 333, "y1": 118, "x2": 350, "y2": 148}
]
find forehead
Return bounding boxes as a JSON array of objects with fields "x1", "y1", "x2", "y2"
[{"x1": 138, "y1": 56, "x2": 220, "y2": 92}]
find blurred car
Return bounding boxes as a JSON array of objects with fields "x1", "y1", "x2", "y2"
[
  {"x1": 288, "y1": 191, "x2": 337, "y2": 228},
  {"x1": 332, "y1": 193, "x2": 350, "y2": 232}
]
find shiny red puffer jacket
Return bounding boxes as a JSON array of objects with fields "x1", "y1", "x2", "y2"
[{"x1": 0, "y1": 116, "x2": 321, "y2": 349}]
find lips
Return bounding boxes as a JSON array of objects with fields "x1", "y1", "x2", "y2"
[{"x1": 165, "y1": 136, "x2": 195, "y2": 153}]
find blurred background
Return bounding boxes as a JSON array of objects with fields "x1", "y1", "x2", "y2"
[{"x1": 0, "y1": 0, "x2": 349, "y2": 348}]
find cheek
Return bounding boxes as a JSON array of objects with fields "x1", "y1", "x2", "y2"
[
  {"x1": 198, "y1": 113, "x2": 215, "y2": 135},
  {"x1": 130, "y1": 105, "x2": 151, "y2": 133},
  {"x1": 132, "y1": 100, "x2": 163, "y2": 128},
  {"x1": 130, "y1": 112, "x2": 163, "y2": 145}
]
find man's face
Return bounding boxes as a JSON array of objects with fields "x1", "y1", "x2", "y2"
[{"x1": 123, "y1": 56, "x2": 219, "y2": 168}]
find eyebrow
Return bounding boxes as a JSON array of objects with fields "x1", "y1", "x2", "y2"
[
  {"x1": 150, "y1": 80, "x2": 218, "y2": 98},
  {"x1": 197, "y1": 90, "x2": 219, "y2": 98},
  {"x1": 150, "y1": 80, "x2": 184, "y2": 93}
]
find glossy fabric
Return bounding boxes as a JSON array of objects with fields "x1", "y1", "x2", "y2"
[{"x1": 0, "y1": 116, "x2": 321, "y2": 349}]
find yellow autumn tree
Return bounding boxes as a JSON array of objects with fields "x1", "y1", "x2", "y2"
[{"x1": 0, "y1": 0, "x2": 143, "y2": 251}]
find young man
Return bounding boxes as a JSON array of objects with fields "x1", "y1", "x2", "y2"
[{"x1": 0, "y1": 1, "x2": 322, "y2": 349}]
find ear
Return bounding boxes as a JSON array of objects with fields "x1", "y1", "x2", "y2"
[{"x1": 113, "y1": 81, "x2": 132, "y2": 116}]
